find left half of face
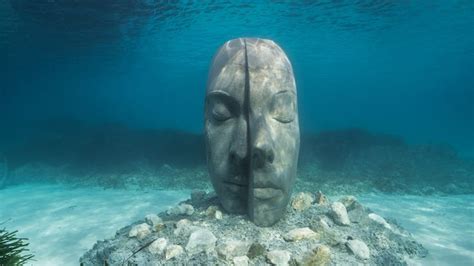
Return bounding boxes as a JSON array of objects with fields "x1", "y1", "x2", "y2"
[{"x1": 205, "y1": 40, "x2": 249, "y2": 214}]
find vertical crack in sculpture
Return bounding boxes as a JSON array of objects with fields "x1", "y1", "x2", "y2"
[{"x1": 205, "y1": 38, "x2": 300, "y2": 226}]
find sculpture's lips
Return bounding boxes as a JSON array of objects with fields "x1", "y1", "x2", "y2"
[
  {"x1": 223, "y1": 181, "x2": 247, "y2": 193},
  {"x1": 253, "y1": 188, "x2": 283, "y2": 200}
]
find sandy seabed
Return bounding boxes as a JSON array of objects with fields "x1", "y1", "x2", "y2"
[{"x1": 1, "y1": 184, "x2": 473, "y2": 266}]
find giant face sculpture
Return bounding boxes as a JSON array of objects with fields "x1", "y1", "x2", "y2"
[{"x1": 205, "y1": 38, "x2": 300, "y2": 226}]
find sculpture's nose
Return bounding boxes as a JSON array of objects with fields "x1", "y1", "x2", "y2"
[
  {"x1": 251, "y1": 119, "x2": 275, "y2": 169},
  {"x1": 229, "y1": 118, "x2": 248, "y2": 165}
]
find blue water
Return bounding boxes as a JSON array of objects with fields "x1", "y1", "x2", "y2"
[
  {"x1": 1, "y1": 1, "x2": 473, "y2": 155},
  {"x1": 0, "y1": 2, "x2": 473, "y2": 265}
]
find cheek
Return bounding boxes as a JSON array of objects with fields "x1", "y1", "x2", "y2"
[
  {"x1": 206, "y1": 122, "x2": 234, "y2": 174},
  {"x1": 271, "y1": 121, "x2": 300, "y2": 170}
]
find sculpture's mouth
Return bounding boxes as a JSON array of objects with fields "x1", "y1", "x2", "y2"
[{"x1": 223, "y1": 180, "x2": 248, "y2": 193}]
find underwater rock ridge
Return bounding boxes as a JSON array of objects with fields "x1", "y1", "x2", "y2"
[{"x1": 79, "y1": 190, "x2": 428, "y2": 265}]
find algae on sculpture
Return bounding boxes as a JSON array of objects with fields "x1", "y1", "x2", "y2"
[{"x1": 205, "y1": 38, "x2": 300, "y2": 226}]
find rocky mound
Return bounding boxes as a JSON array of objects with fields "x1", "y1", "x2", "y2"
[{"x1": 80, "y1": 191, "x2": 427, "y2": 265}]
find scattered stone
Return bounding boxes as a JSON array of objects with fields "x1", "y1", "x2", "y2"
[
  {"x1": 284, "y1": 227, "x2": 318, "y2": 241},
  {"x1": 347, "y1": 204, "x2": 366, "y2": 224},
  {"x1": 233, "y1": 255, "x2": 249, "y2": 266},
  {"x1": 215, "y1": 209, "x2": 223, "y2": 219},
  {"x1": 174, "y1": 219, "x2": 197, "y2": 236},
  {"x1": 299, "y1": 245, "x2": 331, "y2": 266},
  {"x1": 329, "y1": 202, "x2": 350, "y2": 226},
  {"x1": 206, "y1": 205, "x2": 219, "y2": 216},
  {"x1": 167, "y1": 203, "x2": 195, "y2": 216},
  {"x1": 247, "y1": 242, "x2": 266, "y2": 259},
  {"x1": 128, "y1": 223, "x2": 151, "y2": 240},
  {"x1": 346, "y1": 239, "x2": 370, "y2": 260},
  {"x1": 217, "y1": 239, "x2": 251, "y2": 260},
  {"x1": 148, "y1": 238, "x2": 167, "y2": 255},
  {"x1": 145, "y1": 214, "x2": 164, "y2": 231},
  {"x1": 315, "y1": 191, "x2": 328, "y2": 205},
  {"x1": 339, "y1": 196, "x2": 358, "y2": 211},
  {"x1": 186, "y1": 228, "x2": 217, "y2": 255},
  {"x1": 266, "y1": 250, "x2": 291, "y2": 266},
  {"x1": 291, "y1": 192, "x2": 314, "y2": 211},
  {"x1": 81, "y1": 191, "x2": 428, "y2": 265},
  {"x1": 368, "y1": 213, "x2": 392, "y2": 229},
  {"x1": 191, "y1": 190, "x2": 207, "y2": 202},
  {"x1": 165, "y1": 244, "x2": 183, "y2": 260}
]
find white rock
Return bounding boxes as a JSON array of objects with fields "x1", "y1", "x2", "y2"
[
  {"x1": 167, "y1": 203, "x2": 195, "y2": 216},
  {"x1": 128, "y1": 223, "x2": 151, "y2": 240},
  {"x1": 339, "y1": 196, "x2": 358, "y2": 211},
  {"x1": 165, "y1": 244, "x2": 183, "y2": 260},
  {"x1": 148, "y1": 238, "x2": 167, "y2": 255},
  {"x1": 233, "y1": 255, "x2": 249, "y2": 266},
  {"x1": 206, "y1": 205, "x2": 221, "y2": 218},
  {"x1": 346, "y1": 239, "x2": 370, "y2": 259},
  {"x1": 330, "y1": 202, "x2": 350, "y2": 226},
  {"x1": 368, "y1": 213, "x2": 392, "y2": 229},
  {"x1": 320, "y1": 219, "x2": 330, "y2": 230},
  {"x1": 266, "y1": 250, "x2": 291, "y2": 266},
  {"x1": 215, "y1": 210, "x2": 223, "y2": 220},
  {"x1": 217, "y1": 239, "x2": 251, "y2": 260},
  {"x1": 173, "y1": 219, "x2": 197, "y2": 236},
  {"x1": 145, "y1": 214, "x2": 162, "y2": 226},
  {"x1": 291, "y1": 192, "x2": 314, "y2": 211},
  {"x1": 186, "y1": 228, "x2": 217, "y2": 255},
  {"x1": 144, "y1": 214, "x2": 164, "y2": 231},
  {"x1": 284, "y1": 227, "x2": 318, "y2": 241}
]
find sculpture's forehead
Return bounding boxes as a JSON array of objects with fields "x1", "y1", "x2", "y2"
[{"x1": 207, "y1": 38, "x2": 295, "y2": 94}]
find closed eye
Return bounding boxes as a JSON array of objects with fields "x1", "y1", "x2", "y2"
[
  {"x1": 270, "y1": 91, "x2": 296, "y2": 123},
  {"x1": 206, "y1": 90, "x2": 240, "y2": 123}
]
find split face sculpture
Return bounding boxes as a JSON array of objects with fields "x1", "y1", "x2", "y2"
[{"x1": 205, "y1": 38, "x2": 300, "y2": 226}]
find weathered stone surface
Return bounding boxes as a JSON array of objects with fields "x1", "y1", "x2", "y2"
[
  {"x1": 368, "y1": 213, "x2": 392, "y2": 229},
  {"x1": 329, "y1": 202, "x2": 350, "y2": 226},
  {"x1": 186, "y1": 228, "x2": 217, "y2": 255},
  {"x1": 215, "y1": 209, "x2": 223, "y2": 220},
  {"x1": 128, "y1": 223, "x2": 151, "y2": 240},
  {"x1": 339, "y1": 196, "x2": 358, "y2": 210},
  {"x1": 291, "y1": 192, "x2": 314, "y2": 211},
  {"x1": 217, "y1": 239, "x2": 251, "y2": 260},
  {"x1": 247, "y1": 242, "x2": 266, "y2": 259},
  {"x1": 167, "y1": 203, "x2": 194, "y2": 216},
  {"x1": 165, "y1": 244, "x2": 183, "y2": 260},
  {"x1": 347, "y1": 204, "x2": 366, "y2": 224},
  {"x1": 315, "y1": 191, "x2": 328, "y2": 205},
  {"x1": 145, "y1": 214, "x2": 164, "y2": 231},
  {"x1": 299, "y1": 245, "x2": 331, "y2": 266},
  {"x1": 80, "y1": 191, "x2": 427, "y2": 265},
  {"x1": 173, "y1": 218, "x2": 195, "y2": 236},
  {"x1": 284, "y1": 227, "x2": 318, "y2": 241},
  {"x1": 148, "y1": 238, "x2": 167, "y2": 255},
  {"x1": 233, "y1": 255, "x2": 249, "y2": 266},
  {"x1": 205, "y1": 38, "x2": 300, "y2": 226},
  {"x1": 205, "y1": 205, "x2": 219, "y2": 217},
  {"x1": 267, "y1": 250, "x2": 292, "y2": 266},
  {"x1": 346, "y1": 239, "x2": 370, "y2": 260}
]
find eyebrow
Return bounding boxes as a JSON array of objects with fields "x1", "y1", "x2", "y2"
[
  {"x1": 206, "y1": 90, "x2": 241, "y2": 111},
  {"x1": 274, "y1": 90, "x2": 296, "y2": 95}
]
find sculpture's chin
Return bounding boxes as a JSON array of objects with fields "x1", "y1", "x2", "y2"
[
  {"x1": 249, "y1": 193, "x2": 288, "y2": 227},
  {"x1": 217, "y1": 182, "x2": 248, "y2": 214}
]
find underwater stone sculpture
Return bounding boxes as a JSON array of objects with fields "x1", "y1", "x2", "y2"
[{"x1": 204, "y1": 38, "x2": 300, "y2": 226}]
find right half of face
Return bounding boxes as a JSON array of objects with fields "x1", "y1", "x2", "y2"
[{"x1": 247, "y1": 70, "x2": 300, "y2": 227}]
